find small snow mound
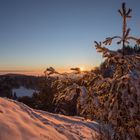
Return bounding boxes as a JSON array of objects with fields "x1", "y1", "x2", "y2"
[{"x1": 0, "y1": 97, "x2": 100, "y2": 140}]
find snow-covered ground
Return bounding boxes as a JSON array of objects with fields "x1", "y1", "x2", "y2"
[
  {"x1": 12, "y1": 86, "x2": 38, "y2": 97},
  {"x1": 0, "y1": 97, "x2": 100, "y2": 140}
]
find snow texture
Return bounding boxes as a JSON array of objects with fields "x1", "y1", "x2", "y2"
[{"x1": 0, "y1": 97, "x2": 100, "y2": 140}]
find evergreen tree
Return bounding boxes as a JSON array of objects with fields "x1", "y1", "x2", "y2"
[{"x1": 93, "y1": 3, "x2": 140, "y2": 139}]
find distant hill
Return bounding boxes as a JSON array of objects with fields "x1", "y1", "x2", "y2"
[{"x1": 0, "y1": 73, "x2": 37, "y2": 78}]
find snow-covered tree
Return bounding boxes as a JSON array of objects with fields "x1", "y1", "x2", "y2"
[{"x1": 92, "y1": 3, "x2": 140, "y2": 140}]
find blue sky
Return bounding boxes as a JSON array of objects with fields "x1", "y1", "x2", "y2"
[{"x1": 0, "y1": 0, "x2": 140, "y2": 75}]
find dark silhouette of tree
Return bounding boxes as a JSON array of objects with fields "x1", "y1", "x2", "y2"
[
  {"x1": 44, "y1": 67, "x2": 59, "y2": 78},
  {"x1": 70, "y1": 67, "x2": 81, "y2": 73},
  {"x1": 13, "y1": 92, "x2": 17, "y2": 100}
]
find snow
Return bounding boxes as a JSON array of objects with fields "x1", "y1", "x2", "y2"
[
  {"x1": 12, "y1": 86, "x2": 38, "y2": 97},
  {"x1": 0, "y1": 97, "x2": 100, "y2": 140},
  {"x1": 78, "y1": 86, "x2": 88, "y2": 106}
]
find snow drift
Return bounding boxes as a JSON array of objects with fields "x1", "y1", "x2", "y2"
[{"x1": 0, "y1": 97, "x2": 100, "y2": 140}]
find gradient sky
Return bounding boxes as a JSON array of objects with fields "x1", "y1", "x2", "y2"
[{"x1": 0, "y1": 0, "x2": 140, "y2": 75}]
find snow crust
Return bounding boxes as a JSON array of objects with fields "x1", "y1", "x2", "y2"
[{"x1": 0, "y1": 97, "x2": 100, "y2": 140}]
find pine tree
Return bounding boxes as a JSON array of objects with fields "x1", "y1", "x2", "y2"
[{"x1": 93, "y1": 3, "x2": 140, "y2": 139}]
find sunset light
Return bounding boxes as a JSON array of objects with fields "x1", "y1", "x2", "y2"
[
  {"x1": 1, "y1": 1, "x2": 140, "y2": 140},
  {"x1": 80, "y1": 67, "x2": 84, "y2": 72}
]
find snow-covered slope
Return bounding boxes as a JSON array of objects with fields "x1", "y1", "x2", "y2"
[{"x1": 0, "y1": 97, "x2": 100, "y2": 140}]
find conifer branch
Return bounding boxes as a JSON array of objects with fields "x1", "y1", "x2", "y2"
[
  {"x1": 103, "y1": 36, "x2": 121, "y2": 45},
  {"x1": 94, "y1": 3, "x2": 139, "y2": 56}
]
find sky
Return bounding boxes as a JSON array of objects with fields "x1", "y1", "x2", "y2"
[{"x1": 0, "y1": 0, "x2": 140, "y2": 75}]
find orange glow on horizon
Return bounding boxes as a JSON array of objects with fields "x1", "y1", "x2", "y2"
[
  {"x1": 80, "y1": 67, "x2": 84, "y2": 72},
  {"x1": 0, "y1": 65, "x2": 98, "y2": 76}
]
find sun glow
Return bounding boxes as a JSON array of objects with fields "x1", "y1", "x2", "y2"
[{"x1": 80, "y1": 67, "x2": 84, "y2": 72}]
